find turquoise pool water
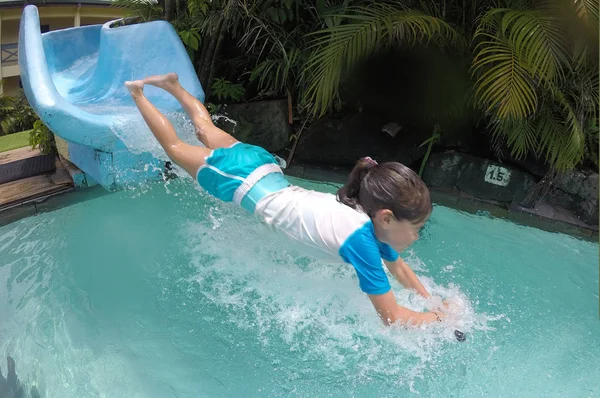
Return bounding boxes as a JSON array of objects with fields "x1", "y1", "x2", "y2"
[{"x1": 1, "y1": 177, "x2": 598, "y2": 397}]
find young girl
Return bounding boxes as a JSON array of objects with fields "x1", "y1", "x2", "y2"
[{"x1": 125, "y1": 73, "x2": 447, "y2": 326}]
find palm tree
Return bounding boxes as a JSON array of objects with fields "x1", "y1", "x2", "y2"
[
  {"x1": 300, "y1": 2, "x2": 462, "y2": 117},
  {"x1": 114, "y1": 0, "x2": 263, "y2": 96},
  {"x1": 471, "y1": 0, "x2": 599, "y2": 173},
  {"x1": 113, "y1": 0, "x2": 598, "y2": 179}
]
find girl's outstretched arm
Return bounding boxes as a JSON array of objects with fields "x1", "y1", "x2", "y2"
[
  {"x1": 384, "y1": 258, "x2": 431, "y2": 299},
  {"x1": 368, "y1": 291, "x2": 443, "y2": 326}
]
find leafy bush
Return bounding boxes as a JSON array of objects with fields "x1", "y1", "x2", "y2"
[
  {"x1": 210, "y1": 78, "x2": 245, "y2": 102},
  {"x1": 0, "y1": 90, "x2": 38, "y2": 135},
  {"x1": 29, "y1": 120, "x2": 56, "y2": 155}
]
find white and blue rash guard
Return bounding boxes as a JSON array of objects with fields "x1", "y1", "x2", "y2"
[{"x1": 255, "y1": 186, "x2": 399, "y2": 295}]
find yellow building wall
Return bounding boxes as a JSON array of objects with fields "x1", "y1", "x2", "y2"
[
  {"x1": 81, "y1": 16, "x2": 120, "y2": 26},
  {"x1": 0, "y1": 6, "x2": 124, "y2": 21},
  {"x1": 1, "y1": 5, "x2": 126, "y2": 94},
  {"x1": 80, "y1": 7, "x2": 126, "y2": 19},
  {"x1": 45, "y1": 16, "x2": 77, "y2": 31},
  {"x1": 1, "y1": 20, "x2": 18, "y2": 44},
  {"x1": 2, "y1": 9, "x2": 125, "y2": 43}
]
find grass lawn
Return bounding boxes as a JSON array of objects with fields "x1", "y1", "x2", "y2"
[{"x1": 0, "y1": 130, "x2": 32, "y2": 153}]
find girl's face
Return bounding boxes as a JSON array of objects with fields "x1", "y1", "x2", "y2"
[{"x1": 372, "y1": 209, "x2": 428, "y2": 253}]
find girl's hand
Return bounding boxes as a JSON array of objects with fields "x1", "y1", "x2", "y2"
[
  {"x1": 437, "y1": 298, "x2": 458, "y2": 313},
  {"x1": 429, "y1": 310, "x2": 446, "y2": 323}
]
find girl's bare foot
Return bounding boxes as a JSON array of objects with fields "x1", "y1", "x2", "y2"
[
  {"x1": 125, "y1": 80, "x2": 145, "y2": 100},
  {"x1": 143, "y1": 73, "x2": 180, "y2": 92}
]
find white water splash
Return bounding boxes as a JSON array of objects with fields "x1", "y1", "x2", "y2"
[{"x1": 180, "y1": 206, "x2": 501, "y2": 391}]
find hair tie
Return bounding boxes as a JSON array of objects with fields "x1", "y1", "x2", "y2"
[{"x1": 364, "y1": 157, "x2": 378, "y2": 167}]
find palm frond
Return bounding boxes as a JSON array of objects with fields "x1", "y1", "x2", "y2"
[
  {"x1": 530, "y1": 88, "x2": 586, "y2": 171},
  {"x1": 250, "y1": 48, "x2": 301, "y2": 92},
  {"x1": 472, "y1": 32, "x2": 537, "y2": 119},
  {"x1": 534, "y1": 115, "x2": 578, "y2": 171},
  {"x1": 302, "y1": 5, "x2": 461, "y2": 116},
  {"x1": 472, "y1": 4, "x2": 573, "y2": 121},
  {"x1": 571, "y1": 0, "x2": 599, "y2": 69},
  {"x1": 239, "y1": 3, "x2": 306, "y2": 95},
  {"x1": 501, "y1": 8, "x2": 569, "y2": 84},
  {"x1": 568, "y1": 66, "x2": 599, "y2": 120},
  {"x1": 491, "y1": 117, "x2": 538, "y2": 160},
  {"x1": 489, "y1": 86, "x2": 588, "y2": 171},
  {"x1": 574, "y1": 0, "x2": 599, "y2": 27}
]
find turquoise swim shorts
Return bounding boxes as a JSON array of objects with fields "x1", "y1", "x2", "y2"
[{"x1": 196, "y1": 142, "x2": 290, "y2": 213}]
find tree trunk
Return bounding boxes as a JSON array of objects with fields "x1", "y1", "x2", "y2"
[
  {"x1": 197, "y1": 35, "x2": 211, "y2": 77},
  {"x1": 198, "y1": 17, "x2": 225, "y2": 93},
  {"x1": 286, "y1": 117, "x2": 310, "y2": 167},
  {"x1": 198, "y1": 32, "x2": 218, "y2": 89},
  {"x1": 521, "y1": 169, "x2": 558, "y2": 208},
  {"x1": 205, "y1": 21, "x2": 227, "y2": 99},
  {"x1": 164, "y1": 0, "x2": 175, "y2": 21}
]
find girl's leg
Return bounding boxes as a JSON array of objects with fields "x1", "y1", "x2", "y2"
[
  {"x1": 125, "y1": 80, "x2": 211, "y2": 178},
  {"x1": 143, "y1": 73, "x2": 238, "y2": 150}
]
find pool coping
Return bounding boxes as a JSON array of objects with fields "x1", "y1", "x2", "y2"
[{"x1": 1, "y1": 161, "x2": 598, "y2": 242}]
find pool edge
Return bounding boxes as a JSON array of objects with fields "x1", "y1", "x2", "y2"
[{"x1": 285, "y1": 163, "x2": 599, "y2": 242}]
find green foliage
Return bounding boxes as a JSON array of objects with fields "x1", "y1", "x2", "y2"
[
  {"x1": 114, "y1": 0, "x2": 599, "y2": 172},
  {"x1": 0, "y1": 90, "x2": 38, "y2": 136},
  {"x1": 29, "y1": 120, "x2": 56, "y2": 155},
  {"x1": 178, "y1": 28, "x2": 201, "y2": 50},
  {"x1": 187, "y1": 0, "x2": 209, "y2": 17},
  {"x1": 205, "y1": 102, "x2": 222, "y2": 114},
  {"x1": 210, "y1": 78, "x2": 245, "y2": 102},
  {"x1": 584, "y1": 118, "x2": 599, "y2": 169},
  {"x1": 472, "y1": 0, "x2": 599, "y2": 171},
  {"x1": 472, "y1": 6, "x2": 568, "y2": 119},
  {"x1": 419, "y1": 124, "x2": 441, "y2": 177},
  {"x1": 302, "y1": 4, "x2": 462, "y2": 117},
  {"x1": 112, "y1": 0, "x2": 164, "y2": 22}
]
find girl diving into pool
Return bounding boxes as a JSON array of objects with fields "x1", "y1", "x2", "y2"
[{"x1": 125, "y1": 73, "x2": 449, "y2": 327}]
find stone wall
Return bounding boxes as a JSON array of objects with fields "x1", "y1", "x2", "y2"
[
  {"x1": 285, "y1": 157, "x2": 597, "y2": 239},
  {"x1": 295, "y1": 113, "x2": 427, "y2": 167},
  {"x1": 423, "y1": 151, "x2": 536, "y2": 205},
  {"x1": 547, "y1": 171, "x2": 598, "y2": 225},
  {"x1": 216, "y1": 100, "x2": 291, "y2": 152},
  {"x1": 423, "y1": 151, "x2": 598, "y2": 229}
]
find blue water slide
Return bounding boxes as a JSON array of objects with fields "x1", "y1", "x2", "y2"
[{"x1": 18, "y1": 5, "x2": 205, "y2": 189}]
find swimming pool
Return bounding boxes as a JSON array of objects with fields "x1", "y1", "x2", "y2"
[{"x1": 1, "y1": 176, "x2": 598, "y2": 397}]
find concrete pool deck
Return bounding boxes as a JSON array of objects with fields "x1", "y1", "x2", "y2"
[{"x1": 0, "y1": 149, "x2": 99, "y2": 226}]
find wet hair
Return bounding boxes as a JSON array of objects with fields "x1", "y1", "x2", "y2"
[{"x1": 337, "y1": 158, "x2": 432, "y2": 224}]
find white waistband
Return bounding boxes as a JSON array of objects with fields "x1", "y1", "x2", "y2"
[{"x1": 232, "y1": 163, "x2": 283, "y2": 205}]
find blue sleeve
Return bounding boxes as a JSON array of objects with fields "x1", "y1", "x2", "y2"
[
  {"x1": 377, "y1": 241, "x2": 399, "y2": 262},
  {"x1": 339, "y1": 228, "x2": 391, "y2": 295}
]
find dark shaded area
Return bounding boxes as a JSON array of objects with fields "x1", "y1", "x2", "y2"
[
  {"x1": 344, "y1": 47, "x2": 477, "y2": 142},
  {"x1": 216, "y1": 100, "x2": 291, "y2": 152},
  {"x1": 0, "y1": 154, "x2": 55, "y2": 185},
  {"x1": 296, "y1": 47, "x2": 493, "y2": 168}
]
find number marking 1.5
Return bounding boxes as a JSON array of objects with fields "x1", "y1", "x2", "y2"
[{"x1": 485, "y1": 165, "x2": 511, "y2": 186}]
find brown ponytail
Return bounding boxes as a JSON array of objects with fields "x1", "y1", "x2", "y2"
[
  {"x1": 337, "y1": 157, "x2": 378, "y2": 209},
  {"x1": 337, "y1": 157, "x2": 432, "y2": 223}
]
